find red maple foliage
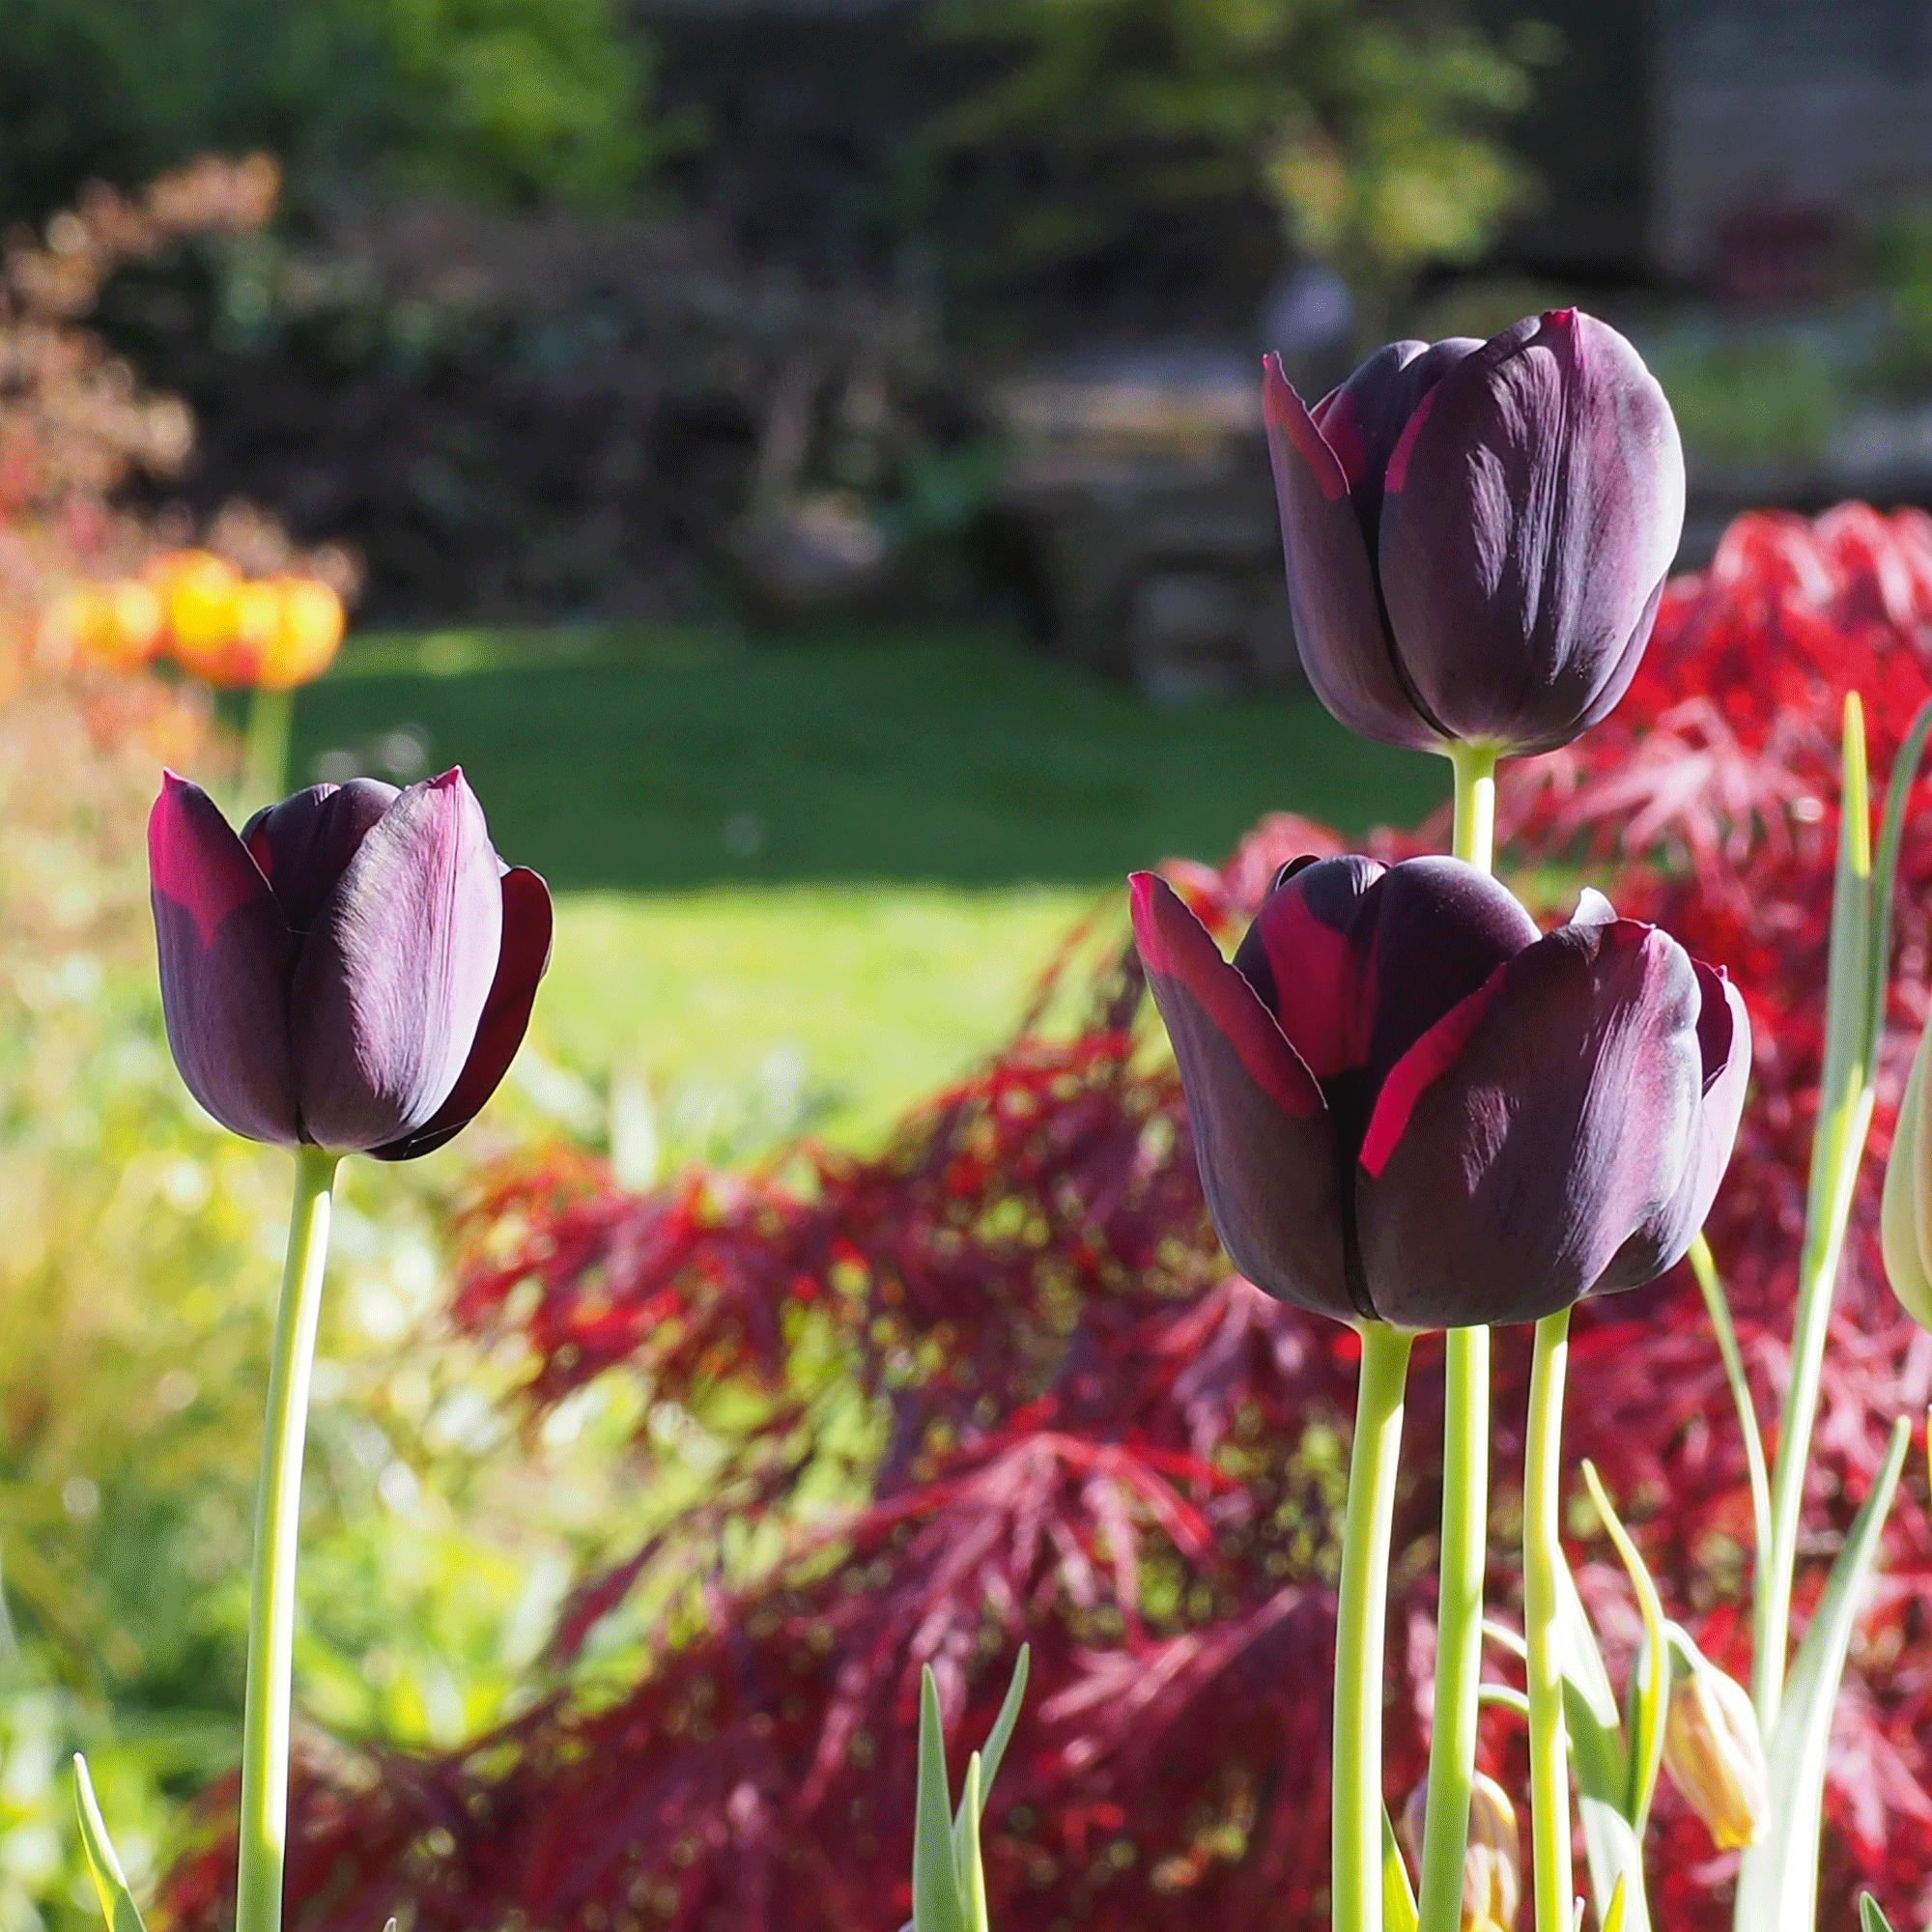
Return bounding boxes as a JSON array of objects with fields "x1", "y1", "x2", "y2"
[{"x1": 160, "y1": 505, "x2": 1932, "y2": 1932}]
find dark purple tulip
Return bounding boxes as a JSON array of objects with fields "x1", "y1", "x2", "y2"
[
  {"x1": 1130, "y1": 856, "x2": 1748, "y2": 1329},
  {"x1": 150, "y1": 768, "x2": 553, "y2": 1159},
  {"x1": 1264, "y1": 309, "x2": 1685, "y2": 755}
]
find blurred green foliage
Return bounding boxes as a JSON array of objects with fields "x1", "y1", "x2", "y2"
[
  {"x1": 933, "y1": 0, "x2": 1539, "y2": 311},
  {"x1": 1649, "y1": 334, "x2": 1842, "y2": 468},
  {"x1": 0, "y1": 0, "x2": 662, "y2": 221}
]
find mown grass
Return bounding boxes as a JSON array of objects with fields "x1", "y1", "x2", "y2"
[
  {"x1": 282, "y1": 622, "x2": 1450, "y2": 1156},
  {"x1": 290, "y1": 624, "x2": 1448, "y2": 892}
]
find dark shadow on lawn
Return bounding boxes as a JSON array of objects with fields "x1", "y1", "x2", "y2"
[{"x1": 289, "y1": 625, "x2": 1448, "y2": 892}]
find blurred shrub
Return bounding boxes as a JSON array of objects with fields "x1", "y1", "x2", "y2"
[
  {"x1": 932, "y1": 0, "x2": 1539, "y2": 316},
  {"x1": 0, "y1": 0, "x2": 666, "y2": 224},
  {"x1": 1649, "y1": 333, "x2": 1842, "y2": 468}
]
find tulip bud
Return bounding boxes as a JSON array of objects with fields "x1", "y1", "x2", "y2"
[
  {"x1": 1882, "y1": 1015, "x2": 1932, "y2": 1329},
  {"x1": 150, "y1": 769, "x2": 552, "y2": 1158},
  {"x1": 1400, "y1": 1772, "x2": 1521, "y2": 1932},
  {"x1": 1130, "y1": 857, "x2": 1749, "y2": 1328},
  {"x1": 1264, "y1": 309, "x2": 1684, "y2": 756},
  {"x1": 1662, "y1": 1635, "x2": 1767, "y2": 1851}
]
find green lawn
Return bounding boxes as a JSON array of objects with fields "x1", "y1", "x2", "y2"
[
  {"x1": 524, "y1": 886, "x2": 1107, "y2": 1162},
  {"x1": 280, "y1": 622, "x2": 1451, "y2": 1158},
  {"x1": 290, "y1": 625, "x2": 1447, "y2": 892}
]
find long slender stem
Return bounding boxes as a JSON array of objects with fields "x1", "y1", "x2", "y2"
[
  {"x1": 1334, "y1": 1322, "x2": 1415, "y2": 1932},
  {"x1": 241, "y1": 686, "x2": 294, "y2": 816},
  {"x1": 1523, "y1": 1308, "x2": 1573, "y2": 1932},
  {"x1": 1410, "y1": 740, "x2": 1502, "y2": 1932},
  {"x1": 1417, "y1": 1323, "x2": 1490, "y2": 1932},
  {"x1": 1688, "y1": 1236, "x2": 1774, "y2": 1695},
  {"x1": 237, "y1": 1146, "x2": 339, "y2": 1932}
]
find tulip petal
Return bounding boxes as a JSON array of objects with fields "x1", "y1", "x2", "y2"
[
  {"x1": 149, "y1": 772, "x2": 300, "y2": 1143},
  {"x1": 369, "y1": 866, "x2": 554, "y2": 1161},
  {"x1": 1360, "y1": 858, "x2": 1540, "y2": 1086},
  {"x1": 1264, "y1": 355, "x2": 1443, "y2": 752},
  {"x1": 1131, "y1": 872, "x2": 1358, "y2": 1321},
  {"x1": 1356, "y1": 917, "x2": 1704, "y2": 1328},
  {"x1": 1378, "y1": 310, "x2": 1685, "y2": 753},
  {"x1": 242, "y1": 780, "x2": 399, "y2": 930},
  {"x1": 290, "y1": 769, "x2": 503, "y2": 1151},
  {"x1": 1232, "y1": 854, "x2": 1383, "y2": 1079},
  {"x1": 1313, "y1": 336, "x2": 1482, "y2": 546},
  {"x1": 1598, "y1": 959, "x2": 1751, "y2": 1291}
]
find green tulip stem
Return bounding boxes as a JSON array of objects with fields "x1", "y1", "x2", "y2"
[
  {"x1": 1522, "y1": 1307, "x2": 1574, "y2": 1932},
  {"x1": 1412, "y1": 738, "x2": 1504, "y2": 1932},
  {"x1": 1448, "y1": 740, "x2": 1497, "y2": 875},
  {"x1": 1415, "y1": 1323, "x2": 1489, "y2": 1932},
  {"x1": 237, "y1": 1145, "x2": 340, "y2": 1932},
  {"x1": 1333, "y1": 1321, "x2": 1415, "y2": 1932},
  {"x1": 241, "y1": 687, "x2": 293, "y2": 816}
]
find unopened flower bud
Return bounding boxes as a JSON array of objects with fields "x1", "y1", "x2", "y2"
[
  {"x1": 1662, "y1": 1637, "x2": 1767, "y2": 1851},
  {"x1": 1400, "y1": 1770, "x2": 1521, "y2": 1931}
]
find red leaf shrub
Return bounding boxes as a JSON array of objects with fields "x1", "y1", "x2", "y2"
[{"x1": 160, "y1": 507, "x2": 1932, "y2": 1932}]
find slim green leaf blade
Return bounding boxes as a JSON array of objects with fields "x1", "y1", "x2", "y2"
[
  {"x1": 913, "y1": 1669, "x2": 970, "y2": 1932},
  {"x1": 1604, "y1": 1871, "x2": 1629, "y2": 1932},
  {"x1": 1554, "y1": 1558, "x2": 1651, "y2": 1932},
  {"x1": 1862, "y1": 695, "x2": 1932, "y2": 1070},
  {"x1": 1858, "y1": 1893, "x2": 1894, "y2": 1932},
  {"x1": 71, "y1": 1755, "x2": 149, "y2": 1932},
  {"x1": 952, "y1": 1753, "x2": 988, "y2": 1932},
  {"x1": 974, "y1": 1645, "x2": 1030, "y2": 1813},
  {"x1": 1580, "y1": 1462, "x2": 1671, "y2": 1831},
  {"x1": 1734, "y1": 1416, "x2": 1911, "y2": 1932},
  {"x1": 1381, "y1": 1804, "x2": 1418, "y2": 1932}
]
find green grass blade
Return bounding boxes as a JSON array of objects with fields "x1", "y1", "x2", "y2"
[
  {"x1": 1734, "y1": 1415, "x2": 1911, "y2": 1932},
  {"x1": 913, "y1": 1669, "x2": 970, "y2": 1932},
  {"x1": 71, "y1": 1755, "x2": 149, "y2": 1932},
  {"x1": 1381, "y1": 1802, "x2": 1419, "y2": 1932},
  {"x1": 1858, "y1": 1893, "x2": 1895, "y2": 1932},
  {"x1": 1580, "y1": 1462, "x2": 1671, "y2": 1832}
]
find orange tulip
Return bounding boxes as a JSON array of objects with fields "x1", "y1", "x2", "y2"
[
  {"x1": 257, "y1": 577, "x2": 345, "y2": 690},
  {"x1": 154, "y1": 550, "x2": 246, "y2": 682},
  {"x1": 48, "y1": 580, "x2": 165, "y2": 668}
]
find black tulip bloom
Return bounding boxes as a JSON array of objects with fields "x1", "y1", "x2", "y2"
[
  {"x1": 150, "y1": 768, "x2": 553, "y2": 1159},
  {"x1": 1130, "y1": 857, "x2": 1748, "y2": 1329},
  {"x1": 1264, "y1": 309, "x2": 1685, "y2": 755}
]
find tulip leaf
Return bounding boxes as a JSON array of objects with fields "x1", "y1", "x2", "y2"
[
  {"x1": 1734, "y1": 1415, "x2": 1910, "y2": 1932},
  {"x1": 951, "y1": 1753, "x2": 988, "y2": 1932},
  {"x1": 71, "y1": 1755, "x2": 150, "y2": 1932},
  {"x1": 1862, "y1": 695, "x2": 1932, "y2": 1071},
  {"x1": 1554, "y1": 1557, "x2": 1651, "y2": 1932},
  {"x1": 913, "y1": 1669, "x2": 971, "y2": 1932},
  {"x1": 1858, "y1": 1893, "x2": 1895, "y2": 1932},
  {"x1": 969, "y1": 1645, "x2": 1030, "y2": 1819},
  {"x1": 1603, "y1": 1871, "x2": 1628, "y2": 1932},
  {"x1": 1381, "y1": 1803, "x2": 1418, "y2": 1932},
  {"x1": 1579, "y1": 1462, "x2": 1670, "y2": 1833}
]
